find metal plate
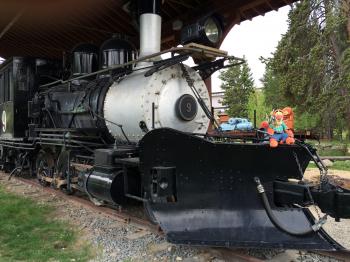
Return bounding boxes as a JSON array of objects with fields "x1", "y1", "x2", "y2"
[{"x1": 139, "y1": 128, "x2": 343, "y2": 250}]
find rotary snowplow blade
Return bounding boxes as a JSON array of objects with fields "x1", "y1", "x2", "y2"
[{"x1": 139, "y1": 128, "x2": 343, "y2": 250}]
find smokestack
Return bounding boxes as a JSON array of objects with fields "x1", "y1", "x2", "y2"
[{"x1": 138, "y1": 0, "x2": 161, "y2": 58}]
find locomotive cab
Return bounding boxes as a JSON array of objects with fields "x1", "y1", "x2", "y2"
[{"x1": 0, "y1": 57, "x2": 61, "y2": 138}]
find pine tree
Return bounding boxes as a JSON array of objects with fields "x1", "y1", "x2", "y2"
[
  {"x1": 219, "y1": 59, "x2": 255, "y2": 118},
  {"x1": 261, "y1": 1, "x2": 350, "y2": 139}
]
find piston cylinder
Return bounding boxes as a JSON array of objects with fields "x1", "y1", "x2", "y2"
[{"x1": 83, "y1": 169, "x2": 125, "y2": 204}]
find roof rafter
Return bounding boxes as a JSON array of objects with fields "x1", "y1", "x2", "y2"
[{"x1": 0, "y1": 8, "x2": 25, "y2": 40}]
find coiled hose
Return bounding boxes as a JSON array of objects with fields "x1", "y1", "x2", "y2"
[{"x1": 254, "y1": 177, "x2": 326, "y2": 236}]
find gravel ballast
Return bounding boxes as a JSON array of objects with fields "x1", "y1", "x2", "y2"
[{"x1": 0, "y1": 172, "x2": 348, "y2": 261}]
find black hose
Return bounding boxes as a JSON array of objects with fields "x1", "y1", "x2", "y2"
[
  {"x1": 261, "y1": 189, "x2": 314, "y2": 236},
  {"x1": 254, "y1": 177, "x2": 316, "y2": 236}
]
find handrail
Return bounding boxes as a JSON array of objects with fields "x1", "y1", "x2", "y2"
[{"x1": 40, "y1": 46, "x2": 241, "y2": 88}]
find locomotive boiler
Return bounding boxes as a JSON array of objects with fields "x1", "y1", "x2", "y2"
[{"x1": 0, "y1": 0, "x2": 349, "y2": 251}]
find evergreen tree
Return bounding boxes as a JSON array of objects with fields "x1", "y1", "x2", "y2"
[
  {"x1": 261, "y1": 0, "x2": 350, "y2": 139},
  {"x1": 247, "y1": 89, "x2": 270, "y2": 125},
  {"x1": 219, "y1": 59, "x2": 255, "y2": 118}
]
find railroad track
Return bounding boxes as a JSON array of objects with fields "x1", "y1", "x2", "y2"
[
  {"x1": 315, "y1": 250, "x2": 350, "y2": 262},
  {"x1": 11, "y1": 175, "x2": 161, "y2": 234},
  {"x1": 0, "y1": 173, "x2": 348, "y2": 262}
]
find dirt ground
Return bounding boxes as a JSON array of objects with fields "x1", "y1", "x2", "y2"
[{"x1": 305, "y1": 168, "x2": 350, "y2": 189}]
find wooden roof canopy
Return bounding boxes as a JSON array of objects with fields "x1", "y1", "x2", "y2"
[{"x1": 0, "y1": 0, "x2": 296, "y2": 59}]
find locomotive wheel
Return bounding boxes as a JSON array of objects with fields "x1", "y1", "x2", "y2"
[
  {"x1": 36, "y1": 150, "x2": 54, "y2": 187},
  {"x1": 3, "y1": 149, "x2": 16, "y2": 173}
]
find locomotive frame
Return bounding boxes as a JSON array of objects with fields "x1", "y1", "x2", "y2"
[{"x1": 0, "y1": 0, "x2": 349, "y2": 251}]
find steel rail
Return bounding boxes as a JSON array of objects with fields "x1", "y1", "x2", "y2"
[
  {"x1": 9, "y1": 175, "x2": 160, "y2": 234},
  {"x1": 313, "y1": 250, "x2": 350, "y2": 262}
]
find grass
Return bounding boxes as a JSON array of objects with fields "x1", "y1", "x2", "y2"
[
  {"x1": 0, "y1": 186, "x2": 93, "y2": 262},
  {"x1": 331, "y1": 160, "x2": 350, "y2": 171},
  {"x1": 305, "y1": 140, "x2": 350, "y2": 156},
  {"x1": 308, "y1": 160, "x2": 350, "y2": 171},
  {"x1": 317, "y1": 148, "x2": 349, "y2": 156}
]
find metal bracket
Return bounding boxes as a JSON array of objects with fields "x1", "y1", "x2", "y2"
[{"x1": 151, "y1": 166, "x2": 177, "y2": 203}]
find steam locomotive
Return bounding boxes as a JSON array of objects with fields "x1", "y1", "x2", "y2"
[{"x1": 0, "y1": 0, "x2": 349, "y2": 250}]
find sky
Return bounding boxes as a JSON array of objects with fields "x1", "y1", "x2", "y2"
[{"x1": 212, "y1": 5, "x2": 291, "y2": 91}]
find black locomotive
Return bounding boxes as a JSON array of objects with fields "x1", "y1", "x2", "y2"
[{"x1": 0, "y1": 0, "x2": 349, "y2": 251}]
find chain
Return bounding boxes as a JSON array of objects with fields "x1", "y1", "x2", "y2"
[
  {"x1": 306, "y1": 186, "x2": 322, "y2": 220},
  {"x1": 179, "y1": 63, "x2": 221, "y2": 131},
  {"x1": 295, "y1": 141, "x2": 329, "y2": 188},
  {"x1": 313, "y1": 150, "x2": 329, "y2": 186}
]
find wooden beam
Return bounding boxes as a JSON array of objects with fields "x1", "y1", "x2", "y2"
[
  {"x1": 240, "y1": 0, "x2": 272, "y2": 12},
  {"x1": 265, "y1": 1, "x2": 279, "y2": 11},
  {"x1": 169, "y1": 0, "x2": 195, "y2": 9},
  {"x1": 252, "y1": 7, "x2": 263, "y2": 16},
  {"x1": 0, "y1": 8, "x2": 25, "y2": 40},
  {"x1": 161, "y1": 35, "x2": 175, "y2": 44},
  {"x1": 66, "y1": 22, "x2": 114, "y2": 35},
  {"x1": 281, "y1": 0, "x2": 293, "y2": 5}
]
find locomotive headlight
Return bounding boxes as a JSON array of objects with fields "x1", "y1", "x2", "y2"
[
  {"x1": 180, "y1": 14, "x2": 223, "y2": 47},
  {"x1": 204, "y1": 17, "x2": 221, "y2": 44}
]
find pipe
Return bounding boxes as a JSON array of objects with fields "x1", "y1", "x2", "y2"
[
  {"x1": 139, "y1": 14, "x2": 161, "y2": 58},
  {"x1": 138, "y1": 0, "x2": 162, "y2": 59},
  {"x1": 138, "y1": 0, "x2": 161, "y2": 15},
  {"x1": 254, "y1": 177, "x2": 326, "y2": 236}
]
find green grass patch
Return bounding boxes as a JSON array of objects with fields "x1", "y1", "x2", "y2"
[
  {"x1": 317, "y1": 148, "x2": 349, "y2": 156},
  {"x1": 331, "y1": 160, "x2": 350, "y2": 171},
  {"x1": 307, "y1": 162, "x2": 317, "y2": 168},
  {"x1": 305, "y1": 140, "x2": 350, "y2": 156},
  {"x1": 0, "y1": 186, "x2": 93, "y2": 262},
  {"x1": 308, "y1": 160, "x2": 350, "y2": 171}
]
